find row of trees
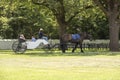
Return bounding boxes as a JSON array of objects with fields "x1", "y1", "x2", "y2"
[
  {"x1": 0, "y1": 0, "x2": 120, "y2": 51},
  {"x1": 0, "y1": 0, "x2": 58, "y2": 39},
  {"x1": 0, "y1": 0, "x2": 108, "y2": 39}
]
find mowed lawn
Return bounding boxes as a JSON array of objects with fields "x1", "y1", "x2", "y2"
[{"x1": 0, "y1": 50, "x2": 120, "y2": 80}]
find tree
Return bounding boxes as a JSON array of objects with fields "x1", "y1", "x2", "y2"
[
  {"x1": 93, "y1": 0, "x2": 120, "y2": 51},
  {"x1": 1, "y1": 0, "x2": 112, "y2": 40},
  {"x1": 0, "y1": 0, "x2": 57, "y2": 39},
  {"x1": 32, "y1": 0, "x2": 93, "y2": 43}
]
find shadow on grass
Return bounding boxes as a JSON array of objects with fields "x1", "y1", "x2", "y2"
[
  {"x1": 20, "y1": 49, "x2": 120, "y2": 57},
  {"x1": 0, "y1": 49, "x2": 120, "y2": 57}
]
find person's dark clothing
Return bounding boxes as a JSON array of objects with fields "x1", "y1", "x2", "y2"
[{"x1": 39, "y1": 32, "x2": 43, "y2": 39}]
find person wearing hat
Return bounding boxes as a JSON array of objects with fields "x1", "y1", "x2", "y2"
[{"x1": 38, "y1": 28, "x2": 48, "y2": 41}]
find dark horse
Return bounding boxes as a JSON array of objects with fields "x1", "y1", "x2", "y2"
[{"x1": 60, "y1": 32, "x2": 92, "y2": 53}]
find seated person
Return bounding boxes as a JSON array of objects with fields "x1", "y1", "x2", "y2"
[
  {"x1": 18, "y1": 34, "x2": 26, "y2": 43},
  {"x1": 17, "y1": 34, "x2": 26, "y2": 49},
  {"x1": 31, "y1": 35, "x2": 36, "y2": 42},
  {"x1": 38, "y1": 28, "x2": 48, "y2": 41}
]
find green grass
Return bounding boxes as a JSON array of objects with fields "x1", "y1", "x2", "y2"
[{"x1": 0, "y1": 50, "x2": 120, "y2": 80}]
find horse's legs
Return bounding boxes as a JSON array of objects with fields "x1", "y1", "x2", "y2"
[
  {"x1": 72, "y1": 43, "x2": 78, "y2": 53},
  {"x1": 79, "y1": 43, "x2": 84, "y2": 53},
  {"x1": 60, "y1": 43, "x2": 66, "y2": 53}
]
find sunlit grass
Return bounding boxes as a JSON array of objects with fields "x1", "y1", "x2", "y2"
[
  {"x1": 0, "y1": 50, "x2": 120, "y2": 80},
  {"x1": 0, "y1": 67, "x2": 120, "y2": 80}
]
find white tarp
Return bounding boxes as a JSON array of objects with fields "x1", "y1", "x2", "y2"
[{"x1": 26, "y1": 39, "x2": 49, "y2": 49}]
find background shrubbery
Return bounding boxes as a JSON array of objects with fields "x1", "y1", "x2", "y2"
[{"x1": 0, "y1": 0, "x2": 110, "y2": 39}]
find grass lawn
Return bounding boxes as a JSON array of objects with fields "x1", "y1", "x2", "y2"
[{"x1": 0, "y1": 50, "x2": 120, "y2": 80}]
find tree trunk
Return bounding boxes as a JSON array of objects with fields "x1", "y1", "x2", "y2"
[
  {"x1": 57, "y1": 19, "x2": 68, "y2": 53},
  {"x1": 58, "y1": 22, "x2": 67, "y2": 38},
  {"x1": 56, "y1": 18, "x2": 67, "y2": 38},
  {"x1": 58, "y1": 23, "x2": 66, "y2": 37},
  {"x1": 109, "y1": 15, "x2": 119, "y2": 51}
]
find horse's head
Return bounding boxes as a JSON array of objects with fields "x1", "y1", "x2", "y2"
[
  {"x1": 82, "y1": 32, "x2": 92, "y2": 41},
  {"x1": 80, "y1": 32, "x2": 92, "y2": 40}
]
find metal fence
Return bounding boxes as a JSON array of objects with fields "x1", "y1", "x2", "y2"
[
  {"x1": 0, "y1": 39, "x2": 17, "y2": 50},
  {"x1": 0, "y1": 39, "x2": 111, "y2": 50},
  {"x1": 51, "y1": 43, "x2": 109, "y2": 50}
]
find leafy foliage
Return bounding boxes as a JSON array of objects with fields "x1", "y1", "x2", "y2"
[{"x1": 0, "y1": 0, "x2": 111, "y2": 39}]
